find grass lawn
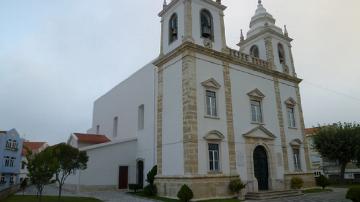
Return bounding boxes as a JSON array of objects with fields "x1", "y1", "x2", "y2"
[
  {"x1": 4, "y1": 195, "x2": 102, "y2": 202},
  {"x1": 130, "y1": 192, "x2": 241, "y2": 202},
  {"x1": 302, "y1": 188, "x2": 332, "y2": 194}
]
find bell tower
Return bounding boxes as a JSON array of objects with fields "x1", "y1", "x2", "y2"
[
  {"x1": 159, "y1": 0, "x2": 227, "y2": 56},
  {"x1": 238, "y1": 0, "x2": 297, "y2": 77}
]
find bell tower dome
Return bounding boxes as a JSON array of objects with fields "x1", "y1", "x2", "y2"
[
  {"x1": 238, "y1": 0, "x2": 297, "y2": 77},
  {"x1": 159, "y1": 0, "x2": 227, "y2": 56}
]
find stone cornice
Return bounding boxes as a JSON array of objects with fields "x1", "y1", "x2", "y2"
[
  {"x1": 200, "y1": 0, "x2": 227, "y2": 11},
  {"x1": 153, "y1": 42, "x2": 302, "y2": 84},
  {"x1": 238, "y1": 28, "x2": 293, "y2": 47}
]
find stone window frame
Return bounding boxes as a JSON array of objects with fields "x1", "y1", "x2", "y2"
[
  {"x1": 200, "y1": 9, "x2": 214, "y2": 41},
  {"x1": 284, "y1": 97, "x2": 297, "y2": 129},
  {"x1": 169, "y1": 13, "x2": 178, "y2": 44},
  {"x1": 201, "y1": 78, "x2": 221, "y2": 119},
  {"x1": 247, "y1": 89, "x2": 266, "y2": 125},
  {"x1": 0, "y1": 174, "x2": 5, "y2": 184},
  {"x1": 204, "y1": 130, "x2": 224, "y2": 174},
  {"x1": 290, "y1": 139, "x2": 303, "y2": 172},
  {"x1": 4, "y1": 156, "x2": 10, "y2": 167},
  {"x1": 277, "y1": 43, "x2": 286, "y2": 64}
]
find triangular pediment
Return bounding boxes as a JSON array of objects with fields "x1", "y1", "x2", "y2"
[
  {"x1": 243, "y1": 126, "x2": 276, "y2": 140},
  {"x1": 201, "y1": 78, "x2": 221, "y2": 89},
  {"x1": 247, "y1": 88, "x2": 265, "y2": 100},
  {"x1": 203, "y1": 130, "x2": 225, "y2": 141},
  {"x1": 285, "y1": 97, "x2": 297, "y2": 106}
]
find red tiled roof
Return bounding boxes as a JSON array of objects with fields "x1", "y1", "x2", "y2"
[
  {"x1": 305, "y1": 128, "x2": 319, "y2": 135},
  {"x1": 74, "y1": 133, "x2": 110, "y2": 144},
  {"x1": 22, "y1": 142, "x2": 47, "y2": 156}
]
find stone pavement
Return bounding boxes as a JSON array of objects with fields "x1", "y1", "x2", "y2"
[
  {"x1": 18, "y1": 185, "x2": 351, "y2": 202},
  {"x1": 245, "y1": 188, "x2": 351, "y2": 202}
]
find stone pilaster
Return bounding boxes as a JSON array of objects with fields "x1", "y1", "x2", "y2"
[
  {"x1": 222, "y1": 62, "x2": 237, "y2": 175},
  {"x1": 182, "y1": 51, "x2": 198, "y2": 175},
  {"x1": 295, "y1": 84, "x2": 312, "y2": 171},
  {"x1": 160, "y1": 17, "x2": 164, "y2": 56},
  {"x1": 287, "y1": 44, "x2": 297, "y2": 77},
  {"x1": 183, "y1": 0, "x2": 194, "y2": 42},
  {"x1": 273, "y1": 78, "x2": 289, "y2": 172},
  {"x1": 157, "y1": 69, "x2": 164, "y2": 174},
  {"x1": 219, "y1": 11, "x2": 227, "y2": 52},
  {"x1": 265, "y1": 37, "x2": 275, "y2": 69}
]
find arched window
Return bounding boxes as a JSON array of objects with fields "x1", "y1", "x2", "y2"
[
  {"x1": 250, "y1": 45, "x2": 260, "y2": 58},
  {"x1": 278, "y1": 43, "x2": 286, "y2": 64},
  {"x1": 169, "y1": 13, "x2": 178, "y2": 43},
  {"x1": 200, "y1": 9, "x2": 213, "y2": 40}
]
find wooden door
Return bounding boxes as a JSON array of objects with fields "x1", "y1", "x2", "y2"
[
  {"x1": 118, "y1": 166, "x2": 128, "y2": 189},
  {"x1": 253, "y1": 146, "x2": 269, "y2": 191}
]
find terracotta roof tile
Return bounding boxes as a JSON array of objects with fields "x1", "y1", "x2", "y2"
[
  {"x1": 74, "y1": 133, "x2": 110, "y2": 144},
  {"x1": 22, "y1": 142, "x2": 47, "y2": 156},
  {"x1": 305, "y1": 128, "x2": 319, "y2": 135}
]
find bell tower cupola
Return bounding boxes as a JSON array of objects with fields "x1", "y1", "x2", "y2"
[
  {"x1": 159, "y1": 0, "x2": 227, "y2": 56},
  {"x1": 238, "y1": 0, "x2": 297, "y2": 77}
]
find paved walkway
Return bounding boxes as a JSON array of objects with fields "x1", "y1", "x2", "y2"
[
  {"x1": 18, "y1": 185, "x2": 156, "y2": 202},
  {"x1": 245, "y1": 188, "x2": 351, "y2": 202},
  {"x1": 18, "y1": 185, "x2": 350, "y2": 202}
]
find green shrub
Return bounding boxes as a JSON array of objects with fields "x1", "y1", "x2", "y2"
[
  {"x1": 316, "y1": 175, "x2": 331, "y2": 189},
  {"x1": 290, "y1": 177, "x2": 304, "y2": 189},
  {"x1": 143, "y1": 184, "x2": 157, "y2": 196},
  {"x1": 129, "y1": 184, "x2": 142, "y2": 193},
  {"x1": 146, "y1": 165, "x2": 157, "y2": 185},
  {"x1": 346, "y1": 186, "x2": 360, "y2": 202},
  {"x1": 229, "y1": 179, "x2": 246, "y2": 194},
  {"x1": 177, "y1": 184, "x2": 194, "y2": 202}
]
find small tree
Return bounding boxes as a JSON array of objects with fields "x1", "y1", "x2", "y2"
[
  {"x1": 144, "y1": 165, "x2": 157, "y2": 196},
  {"x1": 27, "y1": 148, "x2": 58, "y2": 202},
  {"x1": 51, "y1": 143, "x2": 88, "y2": 201},
  {"x1": 346, "y1": 186, "x2": 360, "y2": 202},
  {"x1": 313, "y1": 123, "x2": 360, "y2": 184},
  {"x1": 177, "y1": 184, "x2": 193, "y2": 202},
  {"x1": 316, "y1": 175, "x2": 330, "y2": 190}
]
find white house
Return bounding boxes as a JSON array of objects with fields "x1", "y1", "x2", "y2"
[{"x1": 66, "y1": 0, "x2": 314, "y2": 199}]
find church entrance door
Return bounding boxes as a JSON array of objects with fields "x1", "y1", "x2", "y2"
[{"x1": 253, "y1": 146, "x2": 269, "y2": 191}]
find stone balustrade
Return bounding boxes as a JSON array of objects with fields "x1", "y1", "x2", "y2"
[{"x1": 229, "y1": 48, "x2": 270, "y2": 69}]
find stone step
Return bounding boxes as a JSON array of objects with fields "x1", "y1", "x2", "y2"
[{"x1": 245, "y1": 190, "x2": 303, "y2": 200}]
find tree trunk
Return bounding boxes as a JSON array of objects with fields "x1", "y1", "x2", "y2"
[
  {"x1": 58, "y1": 184, "x2": 62, "y2": 202},
  {"x1": 340, "y1": 163, "x2": 347, "y2": 184}
]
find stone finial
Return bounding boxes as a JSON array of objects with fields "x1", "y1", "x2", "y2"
[
  {"x1": 240, "y1": 29, "x2": 245, "y2": 42},
  {"x1": 284, "y1": 25, "x2": 289, "y2": 37},
  {"x1": 258, "y1": 0, "x2": 262, "y2": 5},
  {"x1": 163, "y1": 0, "x2": 167, "y2": 8}
]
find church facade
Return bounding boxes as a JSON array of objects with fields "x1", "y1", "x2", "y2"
[{"x1": 67, "y1": 0, "x2": 314, "y2": 200}]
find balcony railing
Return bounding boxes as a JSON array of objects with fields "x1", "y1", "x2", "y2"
[{"x1": 229, "y1": 48, "x2": 270, "y2": 69}]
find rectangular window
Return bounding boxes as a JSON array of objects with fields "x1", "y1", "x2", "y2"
[
  {"x1": 208, "y1": 143, "x2": 220, "y2": 172},
  {"x1": 251, "y1": 100, "x2": 263, "y2": 123},
  {"x1": 206, "y1": 90, "x2": 217, "y2": 117},
  {"x1": 9, "y1": 175, "x2": 14, "y2": 184},
  {"x1": 293, "y1": 148, "x2": 301, "y2": 171},
  {"x1": 10, "y1": 157, "x2": 15, "y2": 167},
  {"x1": 287, "y1": 106, "x2": 296, "y2": 128},
  {"x1": 21, "y1": 161, "x2": 26, "y2": 169},
  {"x1": 138, "y1": 104, "x2": 145, "y2": 130},
  {"x1": 113, "y1": 117, "x2": 118, "y2": 137},
  {"x1": 96, "y1": 125, "x2": 100, "y2": 134},
  {"x1": 0, "y1": 175, "x2": 5, "y2": 184},
  {"x1": 4, "y1": 156, "x2": 9, "y2": 167}
]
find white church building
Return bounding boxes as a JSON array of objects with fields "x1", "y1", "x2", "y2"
[{"x1": 66, "y1": 0, "x2": 315, "y2": 199}]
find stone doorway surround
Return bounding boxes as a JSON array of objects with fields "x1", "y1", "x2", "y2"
[{"x1": 243, "y1": 126, "x2": 280, "y2": 192}]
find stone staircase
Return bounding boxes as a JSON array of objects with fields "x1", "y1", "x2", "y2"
[{"x1": 245, "y1": 190, "x2": 303, "y2": 200}]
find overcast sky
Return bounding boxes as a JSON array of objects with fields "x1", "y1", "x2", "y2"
[{"x1": 0, "y1": 0, "x2": 359, "y2": 145}]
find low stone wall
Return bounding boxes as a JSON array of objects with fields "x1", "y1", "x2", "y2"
[
  {"x1": 0, "y1": 185, "x2": 20, "y2": 201},
  {"x1": 155, "y1": 175, "x2": 239, "y2": 201},
  {"x1": 284, "y1": 172, "x2": 316, "y2": 189}
]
